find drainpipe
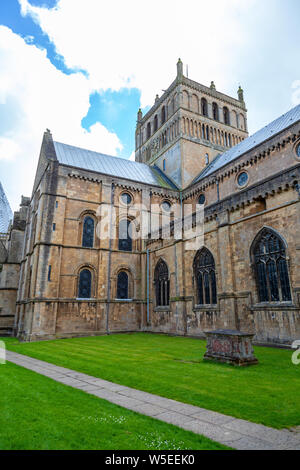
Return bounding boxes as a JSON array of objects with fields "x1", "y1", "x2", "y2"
[
  {"x1": 180, "y1": 190, "x2": 183, "y2": 220},
  {"x1": 180, "y1": 191, "x2": 188, "y2": 335},
  {"x1": 146, "y1": 248, "x2": 150, "y2": 324},
  {"x1": 105, "y1": 182, "x2": 115, "y2": 335},
  {"x1": 146, "y1": 189, "x2": 152, "y2": 326}
]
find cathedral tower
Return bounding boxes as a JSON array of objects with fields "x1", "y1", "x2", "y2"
[{"x1": 135, "y1": 59, "x2": 248, "y2": 188}]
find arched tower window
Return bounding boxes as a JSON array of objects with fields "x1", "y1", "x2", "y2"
[
  {"x1": 78, "y1": 269, "x2": 92, "y2": 299},
  {"x1": 212, "y1": 102, "x2": 219, "y2": 121},
  {"x1": 147, "y1": 122, "x2": 151, "y2": 139},
  {"x1": 240, "y1": 114, "x2": 245, "y2": 130},
  {"x1": 223, "y1": 107, "x2": 230, "y2": 125},
  {"x1": 154, "y1": 115, "x2": 158, "y2": 132},
  {"x1": 118, "y1": 219, "x2": 132, "y2": 252},
  {"x1": 193, "y1": 248, "x2": 217, "y2": 305},
  {"x1": 117, "y1": 271, "x2": 129, "y2": 300},
  {"x1": 82, "y1": 216, "x2": 95, "y2": 248},
  {"x1": 252, "y1": 229, "x2": 292, "y2": 303},
  {"x1": 201, "y1": 98, "x2": 208, "y2": 116},
  {"x1": 154, "y1": 259, "x2": 170, "y2": 307},
  {"x1": 232, "y1": 110, "x2": 237, "y2": 128},
  {"x1": 161, "y1": 106, "x2": 166, "y2": 124}
]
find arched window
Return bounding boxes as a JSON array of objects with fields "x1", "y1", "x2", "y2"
[
  {"x1": 117, "y1": 271, "x2": 129, "y2": 299},
  {"x1": 118, "y1": 219, "x2": 132, "y2": 252},
  {"x1": 78, "y1": 269, "x2": 92, "y2": 299},
  {"x1": 232, "y1": 110, "x2": 237, "y2": 128},
  {"x1": 30, "y1": 215, "x2": 37, "y2": 252},
  {"x1": 161, "y1": 106, "x2": 166, "y2": 124},
  {"x1": 201, "y1": 98, "x2": 208, "y2": 116},
  {"x1": 223, "y1": 107, "x2": 230, "y2": 125},
  {"x1": 154, "y1": 259, "x2": 170, "y2": 307},
  {"x1": 206, "y1": 125, "x2": 209, "y2": 141},
  {"x1": 225, "y1": 132, "x2": 228, "y2": 147},
  {"x1": 193, "y1": 248, "x2": 217, "y2": 305},
  {"x1": 82, "y1": 216, "x2": 94, "y2": 248},
  {"x1": 252, "y1": 229, "x2": 292, "y2": 303},
  {"x1": 154, "y1": 115, "x2": 158, "y2": 132},
  {"x1": 147, "y1": 122, "x2": 151, "y2": 139},
  {"x1": 240, "y1": 114, "x2": 245, "y2": 130},
  {"x1": 212, "y1": 102, "x2": 219, "y2": 121}
]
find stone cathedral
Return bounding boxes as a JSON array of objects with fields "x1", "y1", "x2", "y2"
[{"x1": 1, "y1": 59, "x2": 299, "y2": 344}]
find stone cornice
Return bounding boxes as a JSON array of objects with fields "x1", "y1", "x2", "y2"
[{"x1": 68, "y1": 172, "x2": 101, "y2": 183}]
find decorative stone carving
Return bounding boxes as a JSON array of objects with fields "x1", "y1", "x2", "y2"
[{"x1": 204, "y1": 329, "x2": 258, "y2": 366}]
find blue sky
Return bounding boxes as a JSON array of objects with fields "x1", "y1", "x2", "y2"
[{"x1": 0, "y1": 0, "x2": 299, "y2": 210}]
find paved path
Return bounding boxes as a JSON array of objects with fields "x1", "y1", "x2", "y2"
[{"x1": 6, "y1": 351, "x2": 300, "y2": 450}]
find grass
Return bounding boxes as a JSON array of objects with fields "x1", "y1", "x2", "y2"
[
  {"x1": 3, "y1": 332, "x2": 300, "y2": 429},
  {"x1": 0, "y1": 361, "x2": 229, "y2": 450}
]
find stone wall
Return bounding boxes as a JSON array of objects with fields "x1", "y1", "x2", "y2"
[
  {"x1": 14, "y1": 112, "x2": 300, "y2": 345},
  {"x1": 146, "y1": 167, "x2": 300, "y2": 344},
  {"x1": 0, "y1": 197, "x2": 29, "y2": 330}
]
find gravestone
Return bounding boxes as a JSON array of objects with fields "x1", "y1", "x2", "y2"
[{"x1": 204, "y1": 329, "x2": 258, "y2": 366}]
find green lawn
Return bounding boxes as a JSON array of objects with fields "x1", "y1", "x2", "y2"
[
  {"x1": 3, "y1": 333, "x2": 300, "y2": 429},
  {"x1": 0, "y1": 361, "x2": 228, "y2": 450}
]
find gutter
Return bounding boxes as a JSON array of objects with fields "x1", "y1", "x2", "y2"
[
  {"x1": 146, "y1": 249, "x2": 150, "y2": 324},
  {"x1": 105, "y1": 182, "x2": 115, "y2": 335}
]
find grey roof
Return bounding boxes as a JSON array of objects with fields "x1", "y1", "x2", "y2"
[
  {"x1": 193, "y1": 103, "x2": 300, "y2": 183},
  {"x1": 0, "y1": 182, "x2": 13, "y2": 233},
  {"x1": 53, "y1": 141, "x2": 178, "y2": 190}
]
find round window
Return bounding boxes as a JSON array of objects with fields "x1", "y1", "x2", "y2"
[
  {"x1": 120, "y1": 192, "x2": 132, "y2": 205},
  {"x1": 296, "y1": 143, "x2": 300, "y2": 158},
  {"x1": 198, "y1": 194, "x2": 206, "y2": 205},
  {"x1": 237, "y1": 172, "x2": 249, "y2": 187},
  {"x1": 161, "y1": 201, "x2": 171, "y2": 212}
]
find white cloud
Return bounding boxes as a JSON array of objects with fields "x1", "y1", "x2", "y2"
[
  {"x1": 0, "y1": 25, "x2": 122, "y2": 209},
  {"x1": 75, "y1": 122, "x2": 123, "y2": 155},
  {"x1": 291, "y1": 80, "x2": 300, "y2": 106},
  {"x1": 0, "y1": 137, "x2": 20, "y2": 161},
  {"x1": 18, "y1": 0, "x2": 258, "y2": 107}
]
